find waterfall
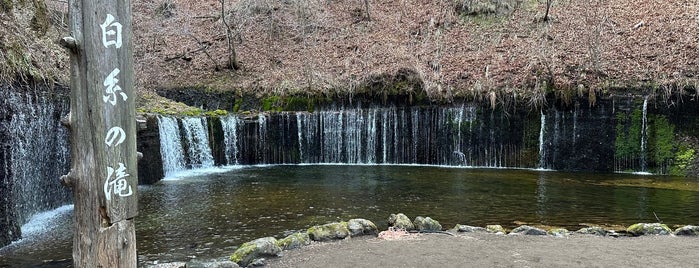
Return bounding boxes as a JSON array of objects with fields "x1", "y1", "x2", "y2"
[
  {"x1": 153, "y1": 98, "x2": 650, "y2": 175},
  {"x1": 181, "y1": 117, "x2": 214, "y2": 168},
  {"x1": 0, "y1": 88, "x2": 71, "y2": 246},
  {"x1": 538, "y1": 111, "x2": 547, "y2": 169},
  {"x1": 221, "y1": 116, "x2": 240, "y2": 165},
  {"x1": 157, "y1": 116, "x2": 186, "y2": 177},
  {"x1": 640, "y1": 96, "x2": 649, "y2": 172}
]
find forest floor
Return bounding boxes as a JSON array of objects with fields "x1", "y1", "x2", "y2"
[
  {"x1": 131, "y1": 0, "x2": 699, "y2": 105},
  {"x1": 265, "y1": 232, "x2": 699, "y2": 267}
]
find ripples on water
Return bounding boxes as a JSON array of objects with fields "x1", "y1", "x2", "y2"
[{"x1": 2, "y1": 165, "x2": 698, "y2": 266}]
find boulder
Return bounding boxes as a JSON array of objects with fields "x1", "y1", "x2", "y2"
[
  {"x1": 413, "y1": 216, "x2": 442, "y2": 232},
  {"x1": 388, "y1": 213, "x2": 415, "y2": 230},
  {"x1": 548, "y1": 228, "x2": 569, "y2": 237},
  {"x1": 575, "y1": 227, "x2": 607, "y2": 236},
  {"x1": 307, "y1": 222, "x2": 350, "y2": 241},
  {"x1": 452, "y1": 224, "x2": 486, "y2": 233},
  {"x1": 230, "y1": 237, "x2": 282, "y2": 267},
  {"x1": 347, "y1": 219, "x2": 379, "y2": 237},
  {"x1": 626, "y1": 223, "x2": 672, "y2": 236},
  {"x1": 148, "y1": 262, "x2": 187, "y2": 268},
  {"x1": 277, "y1": 232, "x2": 310, "y2": 250},
  {"x1": 186, "y1": 260, "x2": 240, "y2": 268},
  {"x1": 674, "y1": 225, "x2": 699, "y2": 236},
  {"x1": 509, "y1": 225, "x2": 547, "y2": 236},
  {"x1": 486, "y1": 224, "x2": 506, "y2": 234}
]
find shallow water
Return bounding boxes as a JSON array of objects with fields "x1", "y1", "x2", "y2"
[{"x1": 1, "y1": 165, "x2": 699, "y2": 266}]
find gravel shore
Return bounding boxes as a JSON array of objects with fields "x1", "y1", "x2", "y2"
[{"x1": 266, "y1": 233, "x2": 699, "y2": 268}]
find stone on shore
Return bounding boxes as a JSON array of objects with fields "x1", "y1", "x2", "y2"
[
  {"x1": 576, "y1": 227, "x2": 607, "y2": 236},
  {"x1": 548, "y1": 228, "x2": 569, "y2": 237},
  {"x1": 148, "y1": 262, "x2": 187, "y2": 268},
  {"x1": 277, "y1": 232, "x2": 311, "y2": 250},
  {"x1": 673, "y1": 225, "x2": 699, "y2": 236},
  {"x1": 486, "y1": 225, "x2": 506, "y2": 234},
  {"x1": 413, "y1": 216, "x2": 442, "y2": 232},
  {"x1": 186, "y1": 260, "x2": 240, "y2": 268},
  {"x1": 388, "y1": 213, "x2": 415, "y2": 230},
  {"x1": 307, "y1": 222, "x2": 350, "y2": 241},
  {"x1": 347, "y1": 219, "x2": 379, "y2": 237},
  {"x1": 509, "y1": 225, "x2": 547, "y2": 236},
  {"x1": 626, "y1": 223, "x2": 672, "y2": 236},
  {"x1": 452, "y1": 224, "x2": 486, "y2": 233},
  {"x1": 230, "y1": 237, "x2": 282, "y2": 267}
]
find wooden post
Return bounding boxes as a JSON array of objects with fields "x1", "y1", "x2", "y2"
[{"x1": 61, "y1": 0, "x2": 138, "y2": 266}]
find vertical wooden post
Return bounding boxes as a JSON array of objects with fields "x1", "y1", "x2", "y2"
[{"x1": 61, "y1": 0, "x2": 138, "y2": 266}]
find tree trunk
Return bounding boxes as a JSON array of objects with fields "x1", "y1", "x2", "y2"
[
  {"x1": 221, "y1": 0, "x2": 240, "y2": 70},
  {"x1": 364, "y1": 0, "x2": 371, "y2": 21},
  {"x1": 64, "y1": 0, "x2": 138, "y2": 266}
]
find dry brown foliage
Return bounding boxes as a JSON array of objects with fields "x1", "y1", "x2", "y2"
[{"x1": 131, "y1": 0, "x2": 699, "y2": 102}]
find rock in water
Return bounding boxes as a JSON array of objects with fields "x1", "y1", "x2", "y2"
[
  {"x1": 277, "y1": 232, "x2": 310, "y2": 250},
  {"x1": 307, "y1": 222, "x2": 350, "y2": 241},
  {"x1": 626, "y1": 223, "x2": 672, "y2": 236},
  {"x1": 347, "y1": 219, "x2": 379, "y2": 237},
  {"x1": 413, "y1": 216, "x2": 442, "y2": 231},
  {"x1": 388, "y1": 213, "x2": 415, "y2": 230},
  {"x1": 674, "y1": 225, "x2": 699, "y2": 236},
  {"x1": 509, "y1": 225, "x2": 547, "y2": 235},
  {"x1": 230, "y1": 237, "x2": 281, "y2": 267}
]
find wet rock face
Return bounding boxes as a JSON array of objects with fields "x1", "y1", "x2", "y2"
[
  {"x1": 388, "y1": 213, "x2": 415, "y2": 230},
  {"x1": 137, "y1": 116, "x2": 164, "y2": 184}
]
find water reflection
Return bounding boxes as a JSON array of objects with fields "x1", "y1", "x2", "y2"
[{"x1": 1, "y1": 165, "x2": 698, "y2": 267}]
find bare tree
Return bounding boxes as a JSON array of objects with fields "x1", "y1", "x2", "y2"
[
  {"x1": 364, "y1": 0, "x2": 370, "y2": 21},
  {"x1": 543, "y1": 0, "x2": 552, "y2": 22},
  {"x1": 221, "y1": 0, "x2": 240, "y2": 70}
]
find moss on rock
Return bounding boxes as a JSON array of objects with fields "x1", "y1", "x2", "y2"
[
  {"x1": 230, "y1": 237, "x2": 281, "y2": 267},
  {"x1": 413, "y1": 216, "x2": 442, "y2": 232},
  {"x1": 307, "y1": 222, "x2": 350, "y2": 241},
  {"x1": 626, "y1": 223, "x2": 672, "y2": 236},
  {"x1": 388, "y1": 213, "x2": 415, "y2": 230},
  {"x1": 548, "y1": 228, "x2": 570, "y2": 237},
  {"x1": 575, "y1": 226, "x2": 607, "y2": 236},
  {"x1": 486, "y1": 224, "x2": 506, "y2": 234},
  {"x1": 277, "y1": 232, "x2": 310, "y2": 250},
  {"x1": 451, "y1": 224, "x2": 486, "y2": 233},
  {"x1": 347, "y1": 218, "x2": 378, "y2": 237}
]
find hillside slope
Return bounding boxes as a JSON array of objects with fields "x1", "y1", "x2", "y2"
[{"x1": 133, "y1": 0, "x2": 699, "y2": 106}]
